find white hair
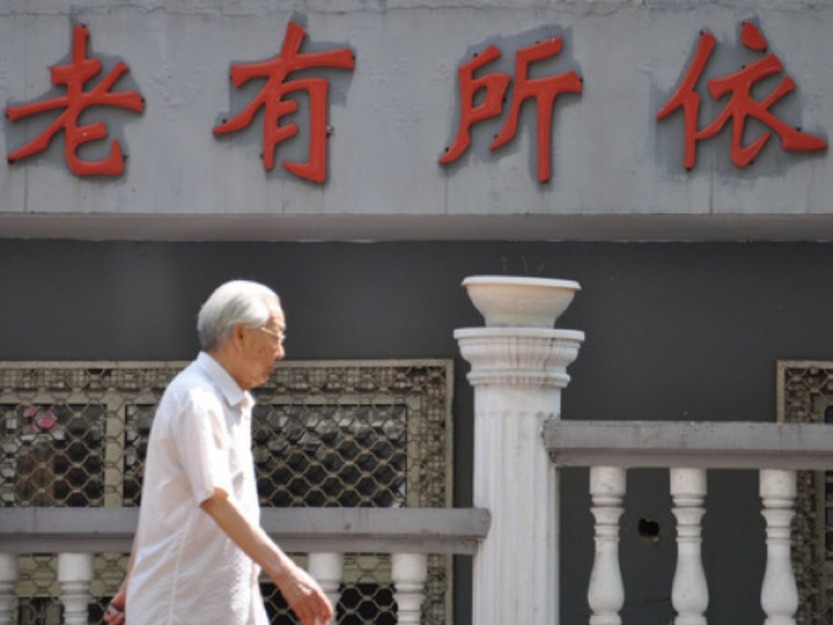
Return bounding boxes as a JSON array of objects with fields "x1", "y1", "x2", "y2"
[{"x1": 197, "y1": 280, "x2": 281, "y2": 351}]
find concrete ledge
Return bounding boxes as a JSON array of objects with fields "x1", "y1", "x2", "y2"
[
  {"x1": 0, "y1": 507, "x2": 490, "y2": 554},
  {"x1": 6, "y1": 213, "x2": 833, "y2": 242},
  {"x1": 544, "y1": 420, "x2": 833, "y2": 470}
]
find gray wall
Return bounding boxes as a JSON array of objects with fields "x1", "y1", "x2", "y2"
[
  {"x1": 2, "y1": 1, "x2": 833, "y2": 241},
  {"x1": 1, "y1": 238, "x2": 829, "y2": 624}
]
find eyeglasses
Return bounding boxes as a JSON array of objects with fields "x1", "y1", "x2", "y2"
[{"x1": 255, "y1": 326, "x2": 286, "y2": 343}]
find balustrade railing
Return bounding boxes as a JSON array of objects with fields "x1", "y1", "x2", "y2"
[
  {"x1": 544, "y1": 419, "x2": 833, "y2": 625},
  {"x1": 0, "y1": 507, "x2": 490, "y2": 625}
]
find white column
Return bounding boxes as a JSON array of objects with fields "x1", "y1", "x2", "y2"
[
  {"x1": 391, "y1": 553, "x2": 428, "y2": 625},
  {"x1": 455, "y1": 326, "x2": 583, "y2": 625},
  {"x1": 57, "y1": 553, "x2": 93, "y2": 625},
  {"x1": 588, "y1": 466, "x2": 625, "y2": 625},
  {"x1": 307, "y1": 552, "x2": 343, "y2": 612},
  {"x1": 670, "y1": 468, "x2": 708, "y2": 625},
  {"x1": 759, "y1": 469, "x2": 798, "y2": 625},
  {"x1": 0, "y1": 554, "x2": 17, "y2": 625}
]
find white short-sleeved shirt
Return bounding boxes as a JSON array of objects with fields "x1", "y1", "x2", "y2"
[{"x1": 126, "y1": 352, "x2": 269, "y2": 625}]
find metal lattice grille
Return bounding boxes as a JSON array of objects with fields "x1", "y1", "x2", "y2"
[
  {"x1": 777, "y1": 361, "x2": 833, "y2": 625},
  {"x1": 0, "y1": 360, "x2": 454, "y2": 625}
]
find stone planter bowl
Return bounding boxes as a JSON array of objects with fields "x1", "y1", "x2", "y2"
[{"x1": 462, "y1": 275, "x2": 581, "y2": 328}]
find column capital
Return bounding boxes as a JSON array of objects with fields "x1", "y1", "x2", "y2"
[{"x1": 454, "y1": 327, "x2": 584, "y2": 388}]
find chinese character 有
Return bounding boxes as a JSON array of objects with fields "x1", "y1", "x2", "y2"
[{"x1": 213, "y1": 21, "x2": 355, "y2": 184}]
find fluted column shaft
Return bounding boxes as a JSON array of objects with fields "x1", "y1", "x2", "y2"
[{"x1": 455, "y1": 327, "x2": 583, "y2": 625}]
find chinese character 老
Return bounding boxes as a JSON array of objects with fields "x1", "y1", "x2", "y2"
[{"x1": 5, "y1": 24, "x2": 145, "y2": 176}]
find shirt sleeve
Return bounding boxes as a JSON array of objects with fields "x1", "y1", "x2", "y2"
[{"x1": 170, "y1": 388, "x2": 234, "y2": 505}]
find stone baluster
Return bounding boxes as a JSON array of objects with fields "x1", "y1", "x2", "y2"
[
  {"x1": 58, "y1": 553, "x2": 93, "y2": 625},
  {"x1": 0, "y1": 554, "x2": 17, "y2": 625},
  {"x1": 588, "y1": 466, "x2": 626, "y2": 625},
  {"x1": 307, "y1": 552, "x2": 343, "y2": 613},
  {"x1": 392, "y1": 553, "x2": 428, "y2": 625},
  {"x1": 670, "y1": 468, "x2": 708, "y2": 625},
  {"x1": 760, "y1": 469, "x2": 798, "y2": 625}
]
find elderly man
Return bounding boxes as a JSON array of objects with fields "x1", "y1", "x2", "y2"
[{"x1": 106, "y1": 280, "x2": 333, "y2": 625}]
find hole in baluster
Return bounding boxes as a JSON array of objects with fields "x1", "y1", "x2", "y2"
[{"x1": 637, "y1": 518, "x2": 661, "y2": 543}]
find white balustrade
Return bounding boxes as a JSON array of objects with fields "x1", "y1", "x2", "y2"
[
  {"x1": 392, "y1": 553, "x2": 428, "y2": 625},
  {"x1": 57, "y1": 553, "x2": 94, "y2": 625},
  {"x1": 670, "y1": 468, "x2": 708, "y2": 625},
  {"x1": 0, "y1": 507, "x2": 489, "y2": 625},
  {"x1": 760, "y1": 469, "x2": 798, "y2": 625},
  {"x1": 588, "y1": 466, "x2": 626, "y2": 625},
  {"x1": 0, "y1": 554, "x2": 17, "y2": 625},
  {"x1": 544, "y1": 420, "x2": 833, "y2": 625},
  {"x1": 0, "y1": 548, "x2": 437, "y2": 625}
]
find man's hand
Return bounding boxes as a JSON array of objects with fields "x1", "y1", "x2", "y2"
[
  {"x1": 200, "y1": 491, "x2": 334, "y2": 625},
  {"x1": 273, "y1": 563, "x2": 334, "y2": 625},
  {"x1": 103, "y1": 586, "x2": 126, "y2": 624}
]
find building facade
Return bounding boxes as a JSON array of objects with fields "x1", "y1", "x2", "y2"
[{"x1": 2, "y1": 1, "x2": 833, "y2": 624}]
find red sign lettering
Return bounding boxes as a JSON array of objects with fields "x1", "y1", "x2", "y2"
[
  {"x1": 440, "y1": 37, "x2": 582, "y2": 183},
  {"x1": 213, "y1": 21, "x2": 355, "y2": 184},
  {"x1": 5, "y1": 24, "x2": 144, "y2": 176},
  {"x1": 657, "y1": 22, "x2": 827, "y2": 170}
]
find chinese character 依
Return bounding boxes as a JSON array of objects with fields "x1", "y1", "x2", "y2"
[
  {"x1": 439, "y1": 37, "x2": 583, "y2": 183},
  {"x1": 5, "y1": 24, "x2": 145, "y2": 176},
  {"x1": 657, "y1": 21, "x2": 827, "y2": 170},
  {"x1": 213, "y1": 21, "x2": 355, "y2": 184}
]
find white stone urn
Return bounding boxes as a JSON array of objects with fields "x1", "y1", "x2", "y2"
[{"x1": 461, "y1": 275, "x2": 581, "y2": 328}]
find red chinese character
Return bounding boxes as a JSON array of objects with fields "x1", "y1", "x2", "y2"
[
  {"x1": 657, "y1": 22, "x2": 827, "y2": 170},
  {"x1": 5, "y1": 24, "x2": 144, "y2": 176},
  {"x1": 213, "y1": 21, "x2": 355, "y2": 184},
  {"x1": 440, "y1": 37, "x2": 582, "y2": 183}
]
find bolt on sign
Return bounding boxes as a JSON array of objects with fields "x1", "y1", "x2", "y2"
[{"x1": 4, "y1": 19, "x2": 828, "y2": 183}]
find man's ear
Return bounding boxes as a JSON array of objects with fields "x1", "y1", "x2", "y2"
[{"x1": 230, "y1": 323, "x2": 248, "y2": 348}]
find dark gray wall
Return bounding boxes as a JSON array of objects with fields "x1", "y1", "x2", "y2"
[{"x1": 1, "y1": 239, "x2": 829, "y2": 625}]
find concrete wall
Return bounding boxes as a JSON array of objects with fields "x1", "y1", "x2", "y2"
[
  {"x1": 1, "y1": 0, "x2": 832, "y2": 241},
  {"x1": 2, "y1": 238, "x2": 832, "y2": 624}
]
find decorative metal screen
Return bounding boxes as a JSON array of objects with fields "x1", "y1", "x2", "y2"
[
  {"x1": 777, "y1": 360, "x2": 833, "y2": 625},
  {"x1": 0, "y1": 360, "x2": 454, "y2": 625}
]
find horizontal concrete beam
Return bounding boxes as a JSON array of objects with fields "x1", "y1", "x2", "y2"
[
  {"x1": 6, "y1": 213, "x2": 833, "y2": 243},
  {"x1": 0, "y1": 507, "x2": 490, "y2": 554},
  {"x1": 544, "y1": 420, "x2": 833, "y2": 470}
]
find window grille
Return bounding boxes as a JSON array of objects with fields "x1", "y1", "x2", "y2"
[
  {"x1": 0, "y1": 360, "x2": 454, "y2": 625},
  {"x1": 777, "y1": 360, "x2": 833, "y2": 625}
]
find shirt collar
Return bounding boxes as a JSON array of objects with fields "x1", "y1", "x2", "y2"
[{"x1": 196, "y1": 351, "x2": 255, "y2": 412}]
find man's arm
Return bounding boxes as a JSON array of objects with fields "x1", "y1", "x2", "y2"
[{"x1": 200, "y1": 489, "x2": 334, "y2": 625}]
